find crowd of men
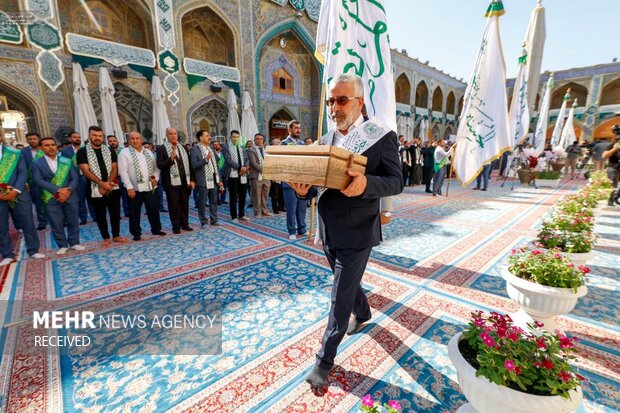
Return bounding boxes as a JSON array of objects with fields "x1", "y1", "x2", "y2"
[
  {"x1": 0, "y1": 120, "x2": 314, "y2": 266},
  {"x1": 4, "y1": 120, "x2": 620, "y2": 267},
  {"x1": 397, "y1": 135, "x2": 454, "y2": 195}
]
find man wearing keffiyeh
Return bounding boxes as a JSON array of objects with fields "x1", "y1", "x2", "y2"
[
  {"x1": 76, "y1": 126, "x2": 127, "y2": 243},
  {"x1": 222, "y1": 130, "x2": 250, "y2": 223},
  {"x1": 190, "y1": 130, "x2": 224, "y2": 227},
  {"x1": 156, "y1": 127, "x2": 196, "y2": 234},
  {"x1": 118, "y1": 132, "x2": 165, "y2": 241}
]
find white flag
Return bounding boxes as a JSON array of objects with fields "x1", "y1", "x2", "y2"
[
  {"x1": 550, "y1": 89, "x2": 570, "y2": 147},
  {"x1": 533, "y1": 74, "x2": 554, "y2": 154},
  {"x1": 454, "y1": 1, "x2": 511, "y2": 186},
  {"x1": 508, "y1": 48, "x2": 530, "y2": 147},
  {"x1": 558, "y1": 99, "x2": 578, "y2": 149},
  {"x1": 315, "y1": 0, "x2": 396, "y2": 131}
]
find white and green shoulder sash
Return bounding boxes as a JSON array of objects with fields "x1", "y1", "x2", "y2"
[{"x1": 320, "y1": 118, "x2": 388, "y2": 155}]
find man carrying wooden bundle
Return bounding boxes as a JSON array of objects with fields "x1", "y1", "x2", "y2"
[{"x1": 289, "y1": 73, "x2": 403, "y2": 390}]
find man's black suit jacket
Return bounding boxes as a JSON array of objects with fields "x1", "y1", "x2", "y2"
[
  {"x1": 156, "y1": 144, "x2": 195, "y2": 190},
  {"x1": 318, "y1": 130, "x2": 403, "y2": 250}
]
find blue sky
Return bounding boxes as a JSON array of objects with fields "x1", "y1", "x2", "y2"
[{"x1": 384, "y1": 0, "x2": 619, "y2": 80}]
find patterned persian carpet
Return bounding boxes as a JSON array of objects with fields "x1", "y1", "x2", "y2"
[{"x1": 0, "y1": 177, "x2": 618, "y2": 412}]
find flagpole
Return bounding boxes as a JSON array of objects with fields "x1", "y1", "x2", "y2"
[
  {"x1": 308, "y1": 84, "x2": 326, "y2": 241},
  {"x1": 446, "y1": 149, "x2": 455, "y2": 197}
]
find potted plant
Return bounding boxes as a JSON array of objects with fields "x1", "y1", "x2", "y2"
[
  {"x1": 586, "y1": 170, "x2": 614, "y2": 209},
  {"x1": 537, "y1": 209, "x2": 596, "y2": 264},
  {"x1": 547, "y1": 146, "x2": 567, "y2": 172},
  {"x1": 537, "y1": 170, "x2": 562, "y2": 188},
  {"x1": 448, "y1": 311, "x2": 583, "y2": 413},
  {"x1": 503, "y1": 247, "x2": 588, "y2": 331},
  {"x1": 537, "y1": 228, "x2": 596, "y2": 265},
  {"x1": 517, "y1": 148, "x2": 542, "y2": 184},
  {"x1": 554, "y1": 197, "x2": 595, "y2": 218},
  {"x1": 358, "y1": 394, "x2": 401, "y2": 413}
]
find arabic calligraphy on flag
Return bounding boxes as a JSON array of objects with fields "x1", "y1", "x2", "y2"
[{"x1": 315, "y1": 0, "x2": 396, "y2": 131}]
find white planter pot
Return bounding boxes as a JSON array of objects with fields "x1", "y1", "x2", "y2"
[
  {"x1": 536, "y1": 179, "x2": 561, "y2": 188},
  {"x1": 567, "y1": 251, "x2": 594, "y2": 266},
  {"x1": 448, "y1": 332, "x2": 583, "y2": 413},
  {"x1": 501, "y1": 267, "x2": 587, "y2": 332}
]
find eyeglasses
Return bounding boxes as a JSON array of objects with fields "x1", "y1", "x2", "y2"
[{"x1": 325, "y1": 96, "x2": 361, "y2": 107}]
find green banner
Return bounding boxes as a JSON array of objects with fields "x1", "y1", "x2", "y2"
[
  {"x1": 41, "y1": 156, "x2": 72, "y2": 204},
  {"x1": 0, "y1": 147, "x2": 21, "y2": 185}
]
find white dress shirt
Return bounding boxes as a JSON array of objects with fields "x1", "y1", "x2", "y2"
[
  {"x1": 118, "y1": 147, "x2": 160, "y2": 192},
  {"x1": 434, "y1": 145, "x2": 453, "y2": 164},
  {"x1": 44, "y1": 155, "x2": 58, "y2": 174},
  {"x1": 333, "y1": 114, "x2": 365, "y2": 148}
]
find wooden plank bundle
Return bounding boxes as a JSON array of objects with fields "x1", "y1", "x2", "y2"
[{"x1": 262, "y1": 145, "x2": 367, "y2": 190}]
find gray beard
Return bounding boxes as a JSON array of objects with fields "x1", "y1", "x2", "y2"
[{"x1": 334, "y1": 111, "x2": 357, "y2": 132}]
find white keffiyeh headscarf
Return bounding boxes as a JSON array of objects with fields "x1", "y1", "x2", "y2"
[
  {"x1": 86, "y1": 143, "x2": 112, "y2": 180},
  {"x1": 164, "y1": 141, "x2": 190, "y2": 183}
]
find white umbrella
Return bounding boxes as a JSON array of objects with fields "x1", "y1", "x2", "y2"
[
  {"x1": 405, "y1": 116, "x2": 414, "y2": 141},
  {"x1": 99, "y1": 67, "x2": 124, "y2": 147},
  {"x1": 151, "y1": 75, "x2": 170, "y2": 146},
  {"x1": 240, "y1": 91, "x2": 259, "y2": 143},
  {"x1": 72, "y1": 62, "x2": 98, "y2": 144},
  {"x1": 524, "y1": 0, "x2": 546, "y2": 113},
  {"x1": 396, "y1": 114, "x2": 405, "y2": 137},
  {"x1": 226, "y1": 88, "x2": 241, "y2": 143},
  {"x1": 420, "y1": 118, "x2": 428, "y2": 143}
]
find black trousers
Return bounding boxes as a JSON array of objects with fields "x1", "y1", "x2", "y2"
[
  {"x1": 129, "y1": 191, "x2": 162, "y2": 237},
  {"x1": 89, "y1": 190, "x2": 121, "y2": 240},
  {"x1": 316, "y1": 245, "x2": 372, "y2": 370},
  {"x1": 227, "y1": 177, "x2": 247, "y2": 219},
  {"x1": 401, "y1": 164, "x2": 411, "y2": 186},
  {"x1": 166, "y1": 185, "x2": 191, "y2": 231},
  {"x1": 423, "y1": 166, "x2": 433, "y2": 191},
  {"x1": 269, "y1": 182, "x2": 284, "y2": 212}
]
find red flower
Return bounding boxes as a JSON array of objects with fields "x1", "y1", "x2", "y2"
[
  {"x1": 558, "y1": 371, "x2": 572, "y2": 383},
  {"x1": 504, "y1": 359, "x2": 516, "y2": 371},
  {"x1": 0, "y1": 183, "x2": 7, "y2": 190},
  {"x1": 578, "y1": 265, "x2": 590, "y2": 274},
  {"x1": 53, "y1": 192, "x2": 60, "y2": 200},
  {"x1": 531, "y1": 250, "x2": 543, "y2": 256},
  {"x1": 536, "y1": 337, "x2": 547, "y2": 350},
  {"x1": 480, "y1": 332, "x2": 495, "y2": 347},
  {"x1": 541, "y1": 358, "x2": 555, "y2": 370},
  {"x1": 507, "y1": 331, "x2": 519, "y2": 342}
]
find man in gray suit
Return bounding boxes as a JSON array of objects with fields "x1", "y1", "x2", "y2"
[
  {"x1": 191, "y1": 130, "x2": 223, "y2": 227},
  {"x1": 247, "y1": 133, "x2": 271, "y2": 217},
  {"x1": 31, "y1": 137, "x2": 83, "y2": 254}
]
